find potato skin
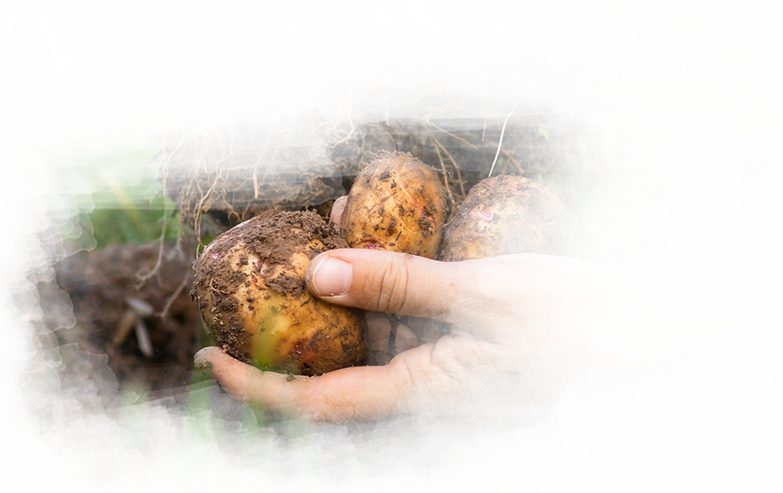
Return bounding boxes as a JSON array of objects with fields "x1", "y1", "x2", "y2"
[
  {"x1": 438, "y1": 175, "x2": 567, "y2": 261},
  {"x1": 341, "y1": 152, "x2": 447, "y2": 258},
  {"x1": 191, "y1": 210, "x2": 366, "y2": 376}
]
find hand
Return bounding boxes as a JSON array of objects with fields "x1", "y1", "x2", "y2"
[
  {"x1": 195, "y1": 198, "x2": 783, "y2": 435},
  {"x1": 194, "y1": 247, "x2": 659, "y2": 422}
]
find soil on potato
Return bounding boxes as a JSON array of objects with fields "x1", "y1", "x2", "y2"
[
  {"x1": 191, "y1": 210, "x2": 367, "y2": 375},
  {"x1": 161, "y1": 0, "x2": 600, "y2": 226},
  {"x1": 0, "y1": 165, "x2": 783, "y2": 493}
]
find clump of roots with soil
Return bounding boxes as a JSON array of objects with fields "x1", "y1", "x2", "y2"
[{"x1": 99, "y1": 0, "x2": 648, "y2": 262}]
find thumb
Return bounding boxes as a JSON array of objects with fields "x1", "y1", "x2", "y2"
[
  {"x1": 305, "y1": 249, "x2": 462, "y2": 320},
  {"x1": 194, "y1": 345, "x2": 438, "y2": 428}
]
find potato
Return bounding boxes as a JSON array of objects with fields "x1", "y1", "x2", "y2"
[
  {"x1": 340, "y1": 152, "x2": 447, "y2": 258},
  {"x1": 191, "y1": 210, "x2": 366, "y2": 376},
  {"x1": 438, "y1": 174, "x2": 567, "y2": 261}
]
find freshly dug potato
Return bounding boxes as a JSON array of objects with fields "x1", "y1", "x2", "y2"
[
  {"x1": 191, "y1": 210, "x2": 366, "y2": 376},
  {"x1": 439, "y1": 174, "x2": 567, "y2": 261},
  {"x1": 340, "y1": 152, "x2": 447, "y2": 258}
]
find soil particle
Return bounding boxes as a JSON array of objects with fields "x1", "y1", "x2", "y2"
[{"x1": 191, "y1": 210, "x2": 364, "y2": 373}]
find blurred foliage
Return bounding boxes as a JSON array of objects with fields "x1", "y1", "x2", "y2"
[{"x1": 0, "y1": 0, "x2": 193, "y2": 247}]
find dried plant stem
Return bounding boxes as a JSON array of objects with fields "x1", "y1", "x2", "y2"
[{"x1": 489, "y1": 99, "x2": 520, "y2": 178}]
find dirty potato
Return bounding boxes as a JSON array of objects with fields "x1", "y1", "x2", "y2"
[
  {"x1": 191, "y1": 210, "x2": 366, "y2": 376},
  {"x1": 439, "y1": 174, "x2": 567, "y2": 261},
  {"x1": 340, "y1": 152, "x2": 447, "y2": 258}
]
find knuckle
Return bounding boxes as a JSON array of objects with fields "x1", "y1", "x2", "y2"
[{"x1": 372, "y1": 258, "x2": 410, "y2": 313}]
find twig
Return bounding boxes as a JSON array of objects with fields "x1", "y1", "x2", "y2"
[
  {"x1": 424, "y1": 126, "x2": 465, "y2": 199},
  {"x1": 488, "y1": 99, "x2": 520, "y2": 178},
  {"x1": 426, "y1": 117, "x2": 479, "y2": 150},
  {"x1": 159, "y1": 275, "x2": 190, "y2": 320}
]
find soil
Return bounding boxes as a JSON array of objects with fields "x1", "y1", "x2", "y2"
[
  {"x1": 439, "y1": 174, "x2": 568, "y2": 261},
  {"x1": 191, "y1": 210, "x2": 365, "y2": 375},
  {"x1": 161, "y1": 0, "x2": 600, "y2": 231},
  {"x1": 0, "y1": 160, "x2": 783, "y2": 493},
  {"x1": 0, "y1": 164, "x2": 200, "y2": 491}
]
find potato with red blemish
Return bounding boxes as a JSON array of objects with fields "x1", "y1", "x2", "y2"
[
  {"x1": 340, "y1": 152, "x2": 448, "y2": 258},
  {"x1": 438, "y1": 174, "x2": 567, "y2": 261},
  {"x1": 191, "y1": 210, "x2": 366, "y2": 376}
]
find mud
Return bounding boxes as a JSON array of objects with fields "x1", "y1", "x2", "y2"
[
  {"x1": 191, "y1": 210, "x2": 366, "y2": 375},
  {"x1": 161, "y1": 0, "x2": 600, "y2": 226}
]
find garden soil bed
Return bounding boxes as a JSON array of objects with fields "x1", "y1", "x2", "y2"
[{"x1": 0, "y1": 160, "x2": 783, "y2": 492}]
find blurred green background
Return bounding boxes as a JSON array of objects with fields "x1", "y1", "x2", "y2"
[{"x1": 0, "y1": 0, "x2": 783, "y2": 279}]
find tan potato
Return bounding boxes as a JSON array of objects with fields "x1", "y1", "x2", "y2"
[
  {"x1": 191, "y1": 210, "x2": 366, "y2": 376},
  {"x1": 340, "y1": 152, "x2": 447, "y2": 258},
  {"x1": 438, "y1": 174, "x2": 567, "y2": 261}
]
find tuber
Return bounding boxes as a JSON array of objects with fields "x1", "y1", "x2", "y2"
[
  {"x1": 340, "y1": 152, "x2": 447, "y2": 258},
  {"x1": 191, "y1": 210, "x2": 366, "y2": 376},
  {"x1": 438, "y1": 174, "x2": 567, "y2": 261}
]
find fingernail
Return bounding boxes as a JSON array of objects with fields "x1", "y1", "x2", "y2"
[
  {"x1": 308, "y1": 256, "x2": 352, "y2": 297},
  {"x1": 194, "y1": 348, "x2": 215, "y2": 377}
]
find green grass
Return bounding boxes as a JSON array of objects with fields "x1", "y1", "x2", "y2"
[{"x1": 0, "y1": 0, "x2": 193, "y2": 247}]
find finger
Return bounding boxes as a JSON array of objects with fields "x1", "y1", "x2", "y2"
[
  {"x1": 305, "y1": 248, "x2": 464, "y2": 320},
  {"x1": 364, "y1": 312, "x2": 421, "y2": 365},
  {"x1": 329, "y1": 195, "x2": 348, "y2": 230},
  {"x1": 194, "y1": 347, "x2": 423, "y2": 428}
]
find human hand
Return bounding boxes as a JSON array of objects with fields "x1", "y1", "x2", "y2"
[{"x1": 194, "y1": 246, "x2": 658, "y2": 422}]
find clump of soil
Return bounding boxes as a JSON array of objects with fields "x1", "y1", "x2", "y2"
[
  {"x1": 156, "y1": 0, "x2": 600, "y2": 229},
  {"x1": 0, "y1": 164, "x2": 199, "y2": 491},
  {"x1": 191, "y1": 210, "x2": 366, "y2": 376}
]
